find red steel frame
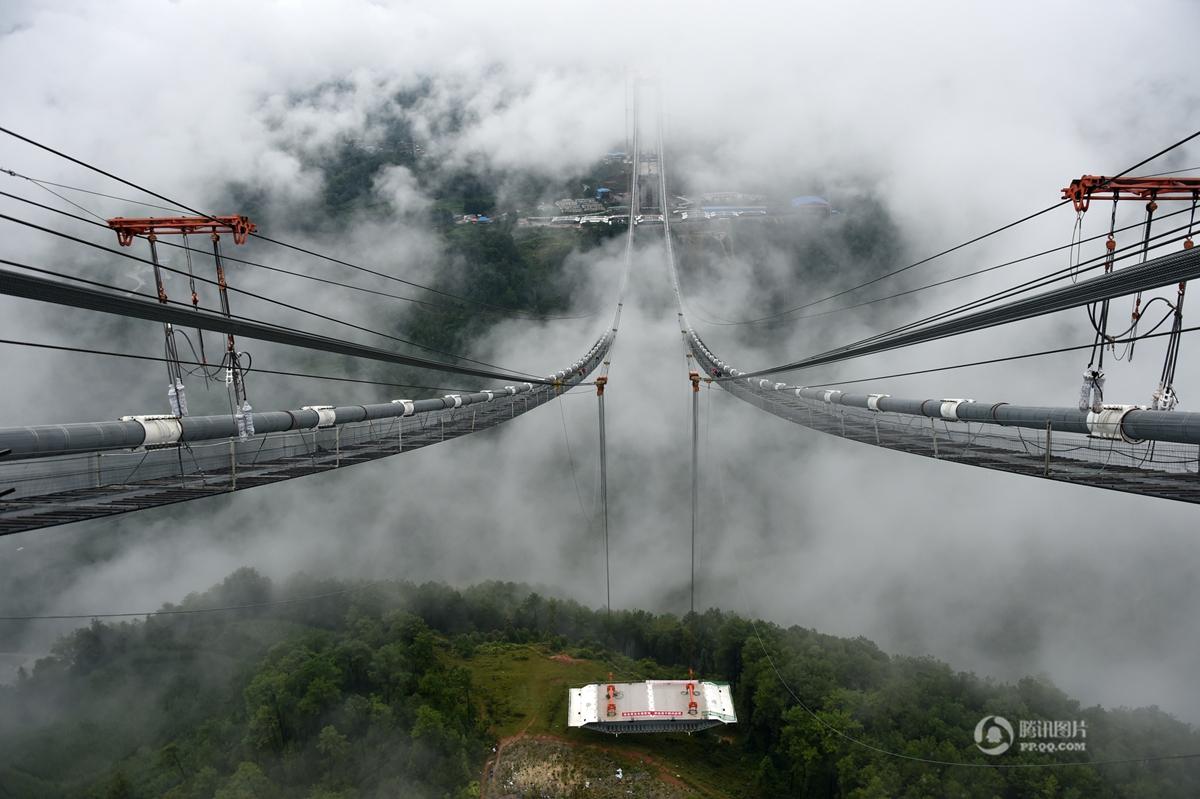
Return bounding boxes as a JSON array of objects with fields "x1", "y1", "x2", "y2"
[
  {"x1": 107, "y1": 215, "x2": 256, "y2": 247},
  {"x1": 1062, "y1": 176, "x2": 1200, "y2": 213}
]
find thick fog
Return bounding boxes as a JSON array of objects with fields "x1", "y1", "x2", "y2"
[{"x1": 3, "y1": 0, "x2": 1200, "y2": 729}]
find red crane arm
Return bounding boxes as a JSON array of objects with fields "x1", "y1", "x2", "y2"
[
  {"x1": 1062, "y1": 176, "x2": 1200, "y2": 213},
  {"x1": 106, "y1": 215, "x2": 257, "y2": 246}
]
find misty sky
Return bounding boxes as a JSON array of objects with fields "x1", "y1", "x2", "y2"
[{"x1": 3, "y1": 0, "x2": 1200, "y2": 730}]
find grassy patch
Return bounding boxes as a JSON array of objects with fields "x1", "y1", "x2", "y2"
[{"x1": 461, "y1": 642, "x2": 611, "y2": 738}]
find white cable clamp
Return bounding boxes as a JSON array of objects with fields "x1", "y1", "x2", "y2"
[
  {"x1": 522, "y1": 382, "x2": 534, "y2": 392},
  {"x1": 774, "y1": 382, "x2": 787, "y2": 391},
  {"x1": 390, "y1": 399, "x2": 416, "y2": 417},
  {"x1": 1079, "y1": 369, "x2": 1105, "y2": 413},
  {"x1": 236, "y1": 402, "x2": 254, "y2": 439},
  {"x1": 120, "y1": 414, "x2": 183, "y2": 449},
  {"x1": 302, "y1": 405, "x2": 337, "y2": 429},
  {"x1": 482, "y1": 390, "x2": 495, "y2": 402},
  {"x1": 444, "y1": 394, "x2": 463, "y2": 409},
  {"x1": 939, "y1": 398, "x2": 975, "y2": 422},
  {"x1": 1087, "y1": 404, "x2": 1144, "y2": 443},
  {"x1": 1151, "y1": 383, "x2": 1179, "y2": 412},
  {"x1": 504, "y1": 386, "x2": 517, "y2": 395},
  {"x1": 822, "y1": 390, "x2": 842, "y2": 404},
  {"x1": 866, "y1": 393, "x2": 890, "y2": 412},
  {"x1": 167, "y1": 379, "x2": 188, "y2": 417},
  {"x1": 758, "y1": 379, "x2": 772, "y2": 389}
]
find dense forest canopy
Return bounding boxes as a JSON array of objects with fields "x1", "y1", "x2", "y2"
[{"x1": 2, "y1": 570, "x2": 1198, "y2": 798}]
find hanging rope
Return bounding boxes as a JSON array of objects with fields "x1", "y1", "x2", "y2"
[
  {"x1": 142, "y1": 233, "x2": 190, "y2": 416},
  {"x1": 1151, "y1": 194, "x2": 1192, "y2": 411},
  {"x1": 1125, "y1": 197, "x2": 1159, "y2": 361},
  {"x1": 1079, "y1": 199, "x2": 1120, "y2": 411},
  {"x1": 595, "y1": 375, "x2": 611, "y2": 616},
  {"x1": 180, "y1": 230, "x2": 211, "y2": 378},
  {"x1": 689, "y1": 369, "x2": 701, "y2": 616},
  {"x1": 1068, "y1": 210, "x2": 1084, "y2": 283}
]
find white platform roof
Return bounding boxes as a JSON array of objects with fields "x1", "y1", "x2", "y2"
[{"x1": 569, "y1": 679, "x2": 736, "y2": 735}]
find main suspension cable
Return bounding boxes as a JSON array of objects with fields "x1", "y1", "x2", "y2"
[
  {"x1": 830, "y1": 220, "x2": 1197, "y2": 358},
  {"x1": 0, "y1": 259, "x2": 553, "y2": 385},
  {"x1": 0, "y1": 210, "x2": 541, "y2": 378},
  {"x1": 786, "y1": 323, "x2": 1200, "y2": 389},
  {"x1": 721, "y1": 224, "x2": 1200, "y2": 383},
  {"x1": 721, "y1": 237, "x2": 1200, "y2": 382}
]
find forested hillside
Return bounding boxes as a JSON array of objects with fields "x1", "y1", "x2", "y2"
[{"x1": 2, "y1": 570, "x2": 1198, "y2": 798}]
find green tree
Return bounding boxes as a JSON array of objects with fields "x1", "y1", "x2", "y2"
[{"x1": 214, "y1": 762, "x2": 278, "y2": 799}]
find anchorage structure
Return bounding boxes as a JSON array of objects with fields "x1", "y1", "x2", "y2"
[{"x1": 568, "y1": 679, "x2": 737, "y2": 735}]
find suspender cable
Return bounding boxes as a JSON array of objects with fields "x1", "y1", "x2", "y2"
[
  {"x1": 596, "y1": 375, "x2": 610, "y2": 616},
  {"x1": 1156, "y1": 195, "x2": 1200, "y2": 410},
  {"x1": 689, "y1": 369, "x2": 701, "y2": 615}
]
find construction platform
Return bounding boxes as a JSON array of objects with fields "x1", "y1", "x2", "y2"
[{"x1": 568, "y1": 679, "x2": 737, "y2": 735}]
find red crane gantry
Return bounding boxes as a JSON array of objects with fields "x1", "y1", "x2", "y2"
[
  {"x1": 106, "y1": 215, "x2": 256, "y2": 247},
  {"x1": 1062, "y1": 176, "x2": 1200, "y2": 213},
  {"x1": 104, "y1": 214, "x2": 258, "y2": 418}
]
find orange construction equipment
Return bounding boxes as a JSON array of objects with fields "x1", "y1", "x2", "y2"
[
  {"x1": 1062, "y1": 176, "x2": 1200, "y2": 213},
  {"x1": 105, "y1": 214, "x2": 258, "y2": 411},
  {"x1": 1065, "y1": 175, "x2": 1199, "y2": 404},
  {"x1": 107, "y1": 215, "x2": 256, "y2": 247}
]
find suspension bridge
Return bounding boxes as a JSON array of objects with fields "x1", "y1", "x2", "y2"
[{"x1": 3, "y1": 88, "x2": 1200, "y2": 617}]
